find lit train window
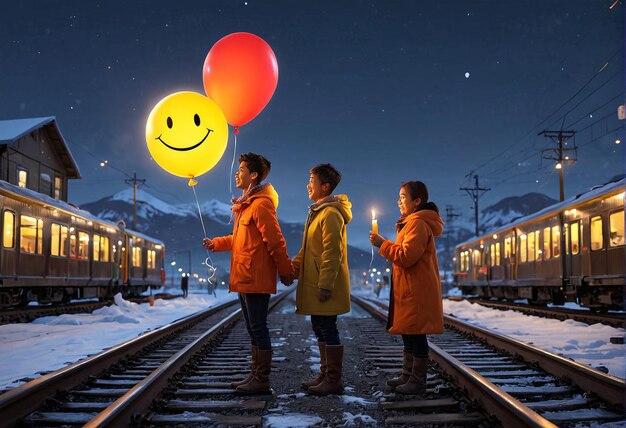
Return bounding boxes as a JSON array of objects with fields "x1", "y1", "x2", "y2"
[
  {"x1": 495, "y1": 243, "x2": 500, "y2": 266},
  {"x1": 564, "y1": 224, "x2": 569, "y2": 254},
  {"x1": 132, "y1": 246, "x2": 142, "y2": 267},
  {"x1": 504, "y1": 238, "x2": 511, "y2": 259},
  {"x1": 489, "y1": 244, "x2": 495, "y2": 266},
  {"x1": 472, "y1": 249, "x2": 481, "y2": 266},
  {"x1": 528, "y1": 231, "x2": 536, "y2": 262},
  {"x1": 20, "y1": 215, "x2": 42, "y2": 254},
  {"x1": 51, "y1": 223, "x2": 69, "y2": 257},
  {"x1": 147, "y1": 250, "x2": 156, "y2": 269},
  {"x1": 609, "y1": 210, "x2": 624, "y2": 247},
  {"x1": 463, "y1": 251, "x2": 469, "y2": 271},
  {"x1": 543, "y1": 227, "x2": 551, "y2": 259},
  {"x1": 520, "y1": 234, "x2": 527, "y2": 263},
  {"x1": 93, "y1": 235, "x2": 110, "y2": 262},
  {"x1": 78, "y1": 231, "x2": 89, "y2": 260},
  {"x1": 570, "y1": 222, "x2": 580, "y2": 255},
  {"x1": 552, "y1": 226, "x2": 560, "y2": 258},
  {"x1": 3, "y1": 211, "x2": 15, "y2": 249},
  {"x1": 590, "y1": 216, "x2": 603, "y2": 250}
]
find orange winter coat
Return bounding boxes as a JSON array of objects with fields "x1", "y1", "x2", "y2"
[
  {"x1": 212, "y1": 184, "x2": 292, "y2": 294},
  {"x1": 378, "y1": 209, "x2": 444, "y2": 335}
]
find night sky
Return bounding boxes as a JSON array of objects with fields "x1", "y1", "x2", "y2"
[{"x1": 1, "y1": 1, "x2": 623, "y2": 248}]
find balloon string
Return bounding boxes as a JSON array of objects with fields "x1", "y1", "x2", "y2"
[
  {"x1": 191, "y1": 184, "x2": 217, "y2": 285},
  {"x1": 229, "y1": 131, "x2": 238, "y2": 198}
]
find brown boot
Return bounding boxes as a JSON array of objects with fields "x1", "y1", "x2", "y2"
[
  {"x1": 386, "y1": 351, "x2": 412, "y2": 387},
  {"x1": 395, "y1": 357, "x2": 428, "y2": 394},
  {"x1": 308, "y1": 344, "x2": 343, "y2": 396},
  {"x1": 236, "y1": 349, "x2": 271, "y2": 394},
  {"x1": 231, "y1": 345, "x2": 257, "y2": 388},
  {"x1": 302, "y1": 342, "x2": 326, "y2": 389}
]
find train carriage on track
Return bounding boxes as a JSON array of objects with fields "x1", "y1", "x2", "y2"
[
  {"x1": 0, "y1": 180, "x2": 165, "y2": 307},
  {"x1": 453, "y1": 178, "x2": 625, "y2": 311}
]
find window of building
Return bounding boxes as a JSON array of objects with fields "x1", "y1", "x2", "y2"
[
  {"x1": 78, "y1": 231, "x2": 89, "y2": 260},
  {"x1": 69, "y1": 228, "x2": 77, "y2": 258},
  {"x1": 50, "y1": 223, "x2": 69, "y2": 257},
  {"x1": 54, "y1": 176, "x2": 62, "y2": 200},
  {"x1": 17, "y1": 167, "x2": 28, "y2": 188},
  {"x1": 93, "y1": 235, "x2": 110, "y2": 262},
  {"x1": 40, "y1": 173, "x2": 52, "y2": 196},
  {"x1": 3, "y1": 211, "x2": 15, "y2": 249},
  {"x1": 551, "y1": 226, "x2": 560, "y2": 258},
  {"x1": 590, "y1": 216, "x2": 603, "y2": 251},
  {"x1": 543, "y1": 227, "x2": 551, "y2": 259},
  {"x1": 20, "y1": 215, "x2": 42, "y2": 254},
  {"x1": 528, "y1": 231, "x2": 537, "y2": 262},
  {"x1": 147, "y1": 250, "x2": 156, "y2": 269},
  {"x1": 570, "y1": 222, "x2": 580, "y2": 255},
  {"x1": 609, "y1": 210, "x2": 624, "y2": 247},
  {"x1": 132, "y1": 246, "x2": 142, "y2": 267},
  {"x1": 520, "y1": 234, "x2": 527, "y2": 263}
]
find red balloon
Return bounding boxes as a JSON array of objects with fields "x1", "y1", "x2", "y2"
[{"x1": 203, "y1": 32, "x2": 278, "y2": 128}]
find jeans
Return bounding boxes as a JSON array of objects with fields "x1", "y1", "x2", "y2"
[
  {"x1": 402, "y1": 334, "x2": 429, "y2": 358},
  {"x1": 311, "y1": 315, "x2": 340, "y2": 345},
  {"x1": 239, "y1": 293, "x2": 271, "y2": 350}
]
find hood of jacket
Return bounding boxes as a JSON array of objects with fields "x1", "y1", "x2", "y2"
[
  {"x1": 241, "y1": 183, "x2": 279, "y2": 209},
  {"x1": 311, "y1": 194, "x2": 352, "y2": 224},
  {"x1": 404, "y1": 209, "x2": 443, "y2": 237}
]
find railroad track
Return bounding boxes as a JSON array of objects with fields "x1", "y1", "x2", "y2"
[
  {"x1": 0, "y1": 293, "x2": 182, "y2": 325},
  {"x1": 354, "y1": 294, "x2": 625, "y2": 427},
  {"x1": 449, "y1": 296, "x2": 625, "y2": 329}
]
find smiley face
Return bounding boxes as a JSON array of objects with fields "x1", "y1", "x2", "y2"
[{"x1": 146, "y1": 91, "x2": 228, "y2": 179}]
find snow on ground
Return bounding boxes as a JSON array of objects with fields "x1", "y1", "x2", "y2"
[
  {"x1": 0, "y1": 287, "x2": 238, "y2": 391},
  {"x1": 354, "y1": 287, "x2": 625, "y2": 380}
]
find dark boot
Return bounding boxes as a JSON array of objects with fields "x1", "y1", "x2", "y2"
[
  {"x1": 231, "y1": 345, "x2": 257, "y2": 388},
  {"x1": 308, "y1": 344, "x2": 343, "y2": 396},
  {"x1": 386, "y1": 351, "x2": 412, "y2": 387},
  {"x1": 236, "y1": 349, "x2": 271, "y2": 394},
  {"x1": 395, "y1": 357, "x2": 428, "y2": 394},
  {"x1": 302, "y1": 342, "x2": 326, "y2": 389}
]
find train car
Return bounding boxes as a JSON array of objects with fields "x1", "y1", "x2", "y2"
[
  {"x1": 453, "y1": 178, "x2": 624, "y2": 311},
  {"x1": 0, "y1": 180, "x2": 165, "y2": 307}
]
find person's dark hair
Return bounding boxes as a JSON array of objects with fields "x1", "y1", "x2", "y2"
[
  {"x1": 401, "y1": 180, "x2": 439, "y2": 213},
  {"x1": 239, "y1": 153, "x2": 271, "y2": 183},
  {"x1": 310, "y1": 163, "x2": 342, "y2": 193}
]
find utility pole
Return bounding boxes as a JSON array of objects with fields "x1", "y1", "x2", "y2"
[
  {"x1": 539, "y1": 130, "x2": 576, "y2": 289},
  {"x1": 124, "y1": 171, "x2": 146, "y2": 230},
  {"x1": 460, "y1": 174, "x2": 490, "y2": 237}
]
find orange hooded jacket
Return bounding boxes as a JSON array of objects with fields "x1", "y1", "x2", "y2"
[
  {"x1": 212, "y1": 184, "x2": 292, "y2": 294},
  {"x1": 378, "y1": 209, "x2": 444, "y2": 335}
]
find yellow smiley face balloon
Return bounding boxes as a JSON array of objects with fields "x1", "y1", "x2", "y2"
[{"x1": 146, "y1": 91, "x2": 228, "y2": 181}]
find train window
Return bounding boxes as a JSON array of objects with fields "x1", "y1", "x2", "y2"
[
  {"x1": 590, "y1": 216, "x2": 603, "y2": 251},
  {"x1": 519, "y1": 234, "x2": 527, "y2": 263},
  {"x1": 542, "y1": 227, "x2": 551, "y2": 259},
  {"x1": 93, "y1": 235, "x2": 110, "y2": 262},
  {"x1": 472, "y1": 249, "x2": 481, "y2": 267},
  {"x1": 551, "y1": 226, "x2": 560, "y2": 258},
  {"x1": 147, "y1": 250, "x2": 156, "y2": 269},
  {"x1": 528, "y1": 231, "x2": 537, "y2": 262},
  {"x1": 504, "y1": 237, "x2": 511, "y2": 259},
  {"x1": 3, "y1": 211, "x2": 15, "y2": 249},
  {"x1": 464, "y1": 251, "x2": 470, "y2": 271},
  {"x1": 132, "y1": 246, "x2": 142, "y2": 267},
  {"x1": 17, "y1": 167, "x2": 28, "y2": 188},
  {"x1": 564, "y1": 224, "x2": 569, "y2": 254},
  {"x1": 570, "y1": 222, "x2": 580, "y2": 255},
  {"x1": 78, "y1": 231, "x2": 89, "y2": 260},
  {"x1": 51, "y1": 223, "x2": 69, "y2": 257},
  {"x1": 460, "y1": 251, "x2": 465, "y2": 271},
  {"x1": 489, "y1": 244, "x2": 494, "y2": 266},
  {"x1": 20, "y1": 215, "x2": 42, "y2": 254},
  {"x1": 609, "y1": 210, "x2": 624, "y2": 247},
  {"x1": 494, "y1": 243, "x2": 500, "y2": 265}
]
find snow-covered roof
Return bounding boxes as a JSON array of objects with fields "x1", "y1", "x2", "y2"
[
  {"x1": 457, "y1": 178, "x2": 625, "y2": 248},
  {"x1": 0, "y1": 179, "x2": 163, "y2": 245},
  {"x1": 0, "y1": 116, "x2": 81, "y2": 179}
]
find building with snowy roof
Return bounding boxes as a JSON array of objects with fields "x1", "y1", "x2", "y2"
[{"x1": 0, "y1": 116, "x2": 81, "y2": 202}]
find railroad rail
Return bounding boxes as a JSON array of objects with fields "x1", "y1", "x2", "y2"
[
  {"x1": 354, "y1": 294, "x2": 625, "y2": 427},
  {"x1": 0, "y1": 295, "x2": 243, "y2": 426},
  {"x1": 0, "y1": 293, "x2": 182, "y2": 325},
  {"x1": 448, "y1": 296, "x2": 626, "y2": 329}
]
